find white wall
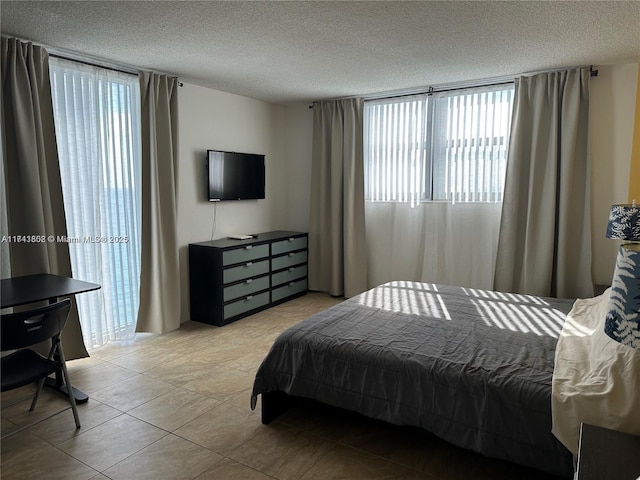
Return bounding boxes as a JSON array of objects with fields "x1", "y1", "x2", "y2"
[
  {"x1": 177, "y1": 83, "x2": 287, "y2": 321},
  {"x1": 590, "y1": 63, "x2": 637, "y2": 286}
]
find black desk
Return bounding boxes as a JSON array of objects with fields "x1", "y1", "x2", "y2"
[{"x1": 1, "y1": 273, "x2": 101, "y2": 403}]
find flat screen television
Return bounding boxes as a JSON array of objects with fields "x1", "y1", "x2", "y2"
[{"x1": 207, "y1": 150, "x2": 265, "y2": 201}]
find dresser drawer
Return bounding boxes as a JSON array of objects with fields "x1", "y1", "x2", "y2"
[
  {"x1": 223, "y1": 244, "x2": 269, "y2": 266},
  {"x1": 224, "y1": 291, "x2": 270, "y2": 320},
  {"x1": 272, "y1": 251, "x2": 307, "y2": 271},
  {"x1": 272, "y1": 278, "x2": 307, "y2": 303},
  {"x1": 223, "y1": 275, "x2": 270, "y2": 302},
  {"x1": 223, "y1": 259, "x2": 269, "y2": 284},
  {"x1": 272, "y1": 264, "x2": 308, "y2": 287},
  {"x1": 272, "y1": 236, "x2": 307, "y2": 255},
  {"x1": 190, "y1": 232, "x2": 308, "y2": 326}
]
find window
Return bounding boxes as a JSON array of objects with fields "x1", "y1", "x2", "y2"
[
  {"x1": 50, "y1": 57, "x2": 142, "y2": 349},
  {"x1": 364, "y1": 84, "x2": 514, "y2": 205}
]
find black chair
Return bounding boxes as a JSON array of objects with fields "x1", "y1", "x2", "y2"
[{"x1": 1, "y1": 298, "x2": 81, "y2": 438}]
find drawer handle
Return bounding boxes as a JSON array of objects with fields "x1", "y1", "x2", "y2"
[
  {"x1": 245, "y1": 279, "x2": 253, "y2": 284},
  {"x1": 246, "y1": 295, "x2": 253, "y2": 301},
  {"x1": 289, "y1": 281, "x2": 295, "y2": 286},
  {"x1": 245, "y1": 262, "x2": 253, "y2": 267},
  {"x1": 289, "y1": 252, "x2": 294, "y2": 257},
  {"x1": 289, "y1": 267, "x2": 294, "y2": 272},
  {"x1": 288, "y1": 238, "x2": 294, "y2": 242}
]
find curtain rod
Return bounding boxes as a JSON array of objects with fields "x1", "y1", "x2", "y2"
[
  {"x1": 2, "y1": 35, "x2": 183, "y2": 86},
  {"x1": 49, "y1": 52, "x2": 184, "y2": 87},
  {"x1": 49, "y1": 53, "x2": 136, "y2": 77},
  {"x1": 365, "y1": 65, "x2": 599, "y2": 101},
  {"x1": 308, "y1": 77, "x2": 514, "y2": 108},
  {"x1": 309, "y1": 65, "x2": 599, "y2": 108},
  {"x1": 365, "y1": 80, "x2": 515, "y2": 103}
]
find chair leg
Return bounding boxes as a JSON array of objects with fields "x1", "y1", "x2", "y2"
[
  {"x1": 29, "y1": 378, "x2": 47, "y2": 411},
  {"x1": 58, "y1": 350, "x2": 81, "y2": 429}
]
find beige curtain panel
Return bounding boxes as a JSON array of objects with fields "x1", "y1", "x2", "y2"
[
  {"x1": 309, "y1": 98, "x2": 368, "y2": 298},
  {"x1": 1, "y1": 37, "x2": 87, "y2": 359},
  {"x1": 494, "y1": 68, "x2": 594, "y2": 299},
  {"x1": 135, "y1": 72, "x2": 181, "y2": 333}
]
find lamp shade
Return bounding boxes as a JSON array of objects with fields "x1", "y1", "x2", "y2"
[
  {"x1": 605, "y1": 203, "x2": 640, "y2": 241},
  {"x1": 604, "y1": 246, "x2": 640, "y2": 349}
]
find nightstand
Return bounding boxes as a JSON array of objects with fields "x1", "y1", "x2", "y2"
[
  {"x1": 576, "y1": 423, "x2": 640, "y2": 480},
  {"x1": 594, "y1": 284, "x2": 610, "y2": 296}
]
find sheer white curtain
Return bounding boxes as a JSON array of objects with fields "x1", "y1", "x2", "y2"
[
  {"x1": 366, "y1": 202, "x2": 503, "y2": 289},
  {"x1": 49, "y1": 57, "x2": 142, "y2": 349},
  {"x1": 365, "y1": 85, "x2": 513, "y2": 290}
]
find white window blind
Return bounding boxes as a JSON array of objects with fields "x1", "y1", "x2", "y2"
[
  {"x1": 50, "y1": 57, "x2": 142, "y2": 349},
  {"x1": 364, "y1": 95, "x2": 429, "y2": 204},
  {"x1": 364, "y1": 84, "x2": 514, "y2": 205}
]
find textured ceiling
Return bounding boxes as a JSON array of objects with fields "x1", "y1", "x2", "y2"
[{"x1": 2, "y1": 1, "x2": 639, "y2": 104}]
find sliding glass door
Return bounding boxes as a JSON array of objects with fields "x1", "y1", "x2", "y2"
[{"x1": 50, "y1": 57, "x2": 142, "y2": 349}]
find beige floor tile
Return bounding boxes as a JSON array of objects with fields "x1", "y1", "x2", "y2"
[
  {"x1": 143, "y1": 353, "x2": 214, "y2": 386},
  {"x1": 1, "y1": 428, "x2": 49, "y2": 460},
  {"x1": 1, "y1": 430, "x2": 99, "y2": 480},
  {"x1": 89, "y1": 337, "x2": 152, "y2": 361},
  {"x1": 181, "y1": 365, "x2": 255, "y2": 402},
  {"x1": 277, "y1": 401, "x2": 438, "y2": 471},
  {"x1": 1, "y1": 386, "x2": 75, "y2": 430},
  {"x1": 195, "y1": 457, "x2": 274, "y2": 480},
  {"x1": 1, "y1": 416, "x2": 18, "y2": 436},
  {"x1": 107, "y1": 346, "x2": 185, "y2": 373},
  {"x1": 66, "y1": 355, "x2": 107, "y2": 374},
  {"x1": 90, "y1": 373, "x2": 175, "y2": 412},
  {"x1": 218, "y1": 342, "x2": 273, "y2": 373},
  {"x1": 128, "y1": 387, "x2": 221, "y2": 431},
  {"x1": 275, "y1": 398, "x2": 372, "y2": 443},
  {"x1": 174, "y1": 402, "x2": 261, "y2": 455},
  {"x1": 68, "y1": 361, "x2": 140, "y2": 394},
  {"x1": 103, "y1": 434, "x2": 223, "y2": 480},
  {"x1": 228, "y1": 422, "x2": 330, "y2": 480},
  {"x1": 57, "y1": 414, "x2": 167, "y2": 472},
  {"x1": 189, "y1": 340, "x2": 255, "y2": 366},
  {"x1": 27, "y1": 399, "x2": 122, "y2": 446},
  {"x1": 1, "y1": 383, "x2": 33, "y2": 405},
  {"x1": 144, "y1": 325, "x2": 221, "y2": 354},
  {"x1": 224, "y1": 387, "x2": 256, "y2": 411},
  {"x1": 298, "y1": 442, "x2": 427, "y2": 480}
]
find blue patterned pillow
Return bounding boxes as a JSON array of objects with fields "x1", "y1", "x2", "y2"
[{"x1": 604, "y1": 246, "x2": 640, "y2": 349}]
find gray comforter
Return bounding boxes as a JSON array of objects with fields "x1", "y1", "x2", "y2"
[{"x1": 251, "y1": 281, "x2": 575, "y2": 477}]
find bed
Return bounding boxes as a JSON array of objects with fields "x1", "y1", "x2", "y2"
[{"x1": 251, "y1": 281, "x2": 576, "y2": 478}]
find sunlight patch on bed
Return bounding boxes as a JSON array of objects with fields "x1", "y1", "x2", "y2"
[
  {"x1": 358, "y1": 282, "x2": 451, "y2": 320},
  {"x1": 357, "y1": 282, "x2": 568, "y2": 334},
  {"x1": 463, "y1": 287, "x2": 551, "y2": 307},
  {"x1": 472, "y1": 299, "x2": 566, "y2": 336}
]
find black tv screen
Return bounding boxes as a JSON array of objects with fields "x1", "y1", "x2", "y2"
[{"x1": 207, "y1": 150, "x2": 265, "y2": 201}]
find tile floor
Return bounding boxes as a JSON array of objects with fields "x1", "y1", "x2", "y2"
[{"x1": 1, "y1": 292, "x2": 564, "y2": 480}]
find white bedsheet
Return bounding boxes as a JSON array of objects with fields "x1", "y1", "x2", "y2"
[{"x1": 551, "y1": 289, "x2": 640, "y2": 454}]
